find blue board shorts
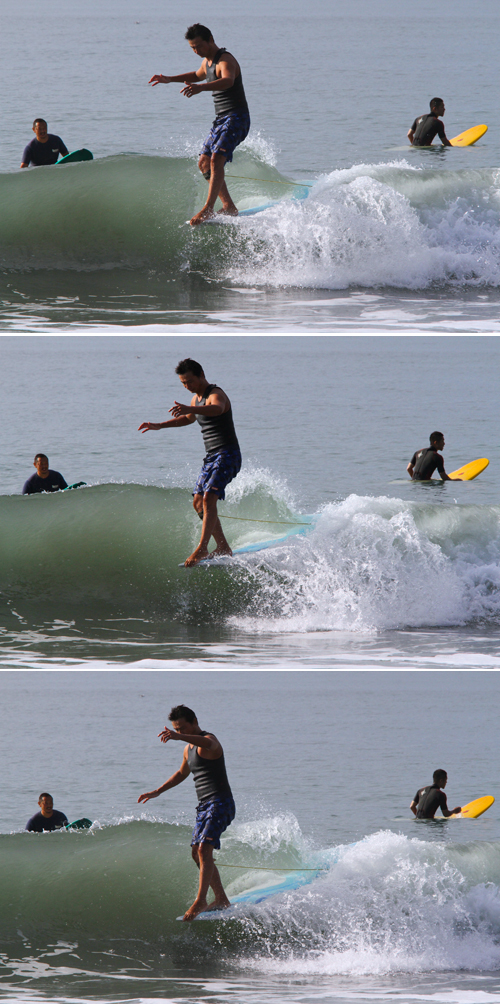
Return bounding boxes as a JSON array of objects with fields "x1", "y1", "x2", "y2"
[
  {"x1": 200, "y1": 110, "x2": 250, "y2": 163},
  {"x1": 191, "y1": 795, "x2": 236, "y2": 849},
  {"x1": 194, "y1": 446, "x2": 242, "y2": 500}
]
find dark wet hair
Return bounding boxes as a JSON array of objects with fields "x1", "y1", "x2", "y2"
[
  {"x1": 429, "y1": 431, "x2": 443, "y2": 444},
  {"x1": 175, "y1": 359, "x2": 204, "y2": 377},
  {"x1": 33, "y1": 118, "x2": 47, "y2": 128},
  {"x1": 430, "y1": 98, "x2": 443, "y2": 110},
  {"x1": 433, "y1": 769, "x2": 447, "y2": 785},
  {"x1": 39, "y1": 792, "x2": 53, "y2": 800},
  {"x1": 169, "y1": 705, "x2": 197, "y2": 723},
  {"x1": 185, "y1": 24, "x2": 212, "y2": 42},
  {"x1": 34, "y1": 453, "x2": 49, "y2": 463}
]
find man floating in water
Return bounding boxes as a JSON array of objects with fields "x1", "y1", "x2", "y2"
[
  {"x1": 139, "y1": 358, "x2": 241, "y2": 566},
  {"x1": 410, "y1": 769, "x2": 461, "y2": 819},
  {"x1": 408, "y1": 98, "x2": 452, "y2": 147},
  {"x1": 149, "y1": 23, "x2": 250, "y2": 225},
  {"x1": 20, "y1": 118, "x2": 68, "y2": 167},
  {"x1": 22, "y1": 453, "x2": 68, "y2": 494},
  {"x1": 407, "y1": 431, "x2": 462, "y2": 481},
  {"x1": 26, "y1": 793, "x2": 68, "y2": 831},
  {"x1": 138, "y1": 704, "x2": 235, "y2": 921}
]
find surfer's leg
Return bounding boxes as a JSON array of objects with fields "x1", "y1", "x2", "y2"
[
  {"x1": 185, "y1": 491, "x2": 230, "y2": 566},
  {"x1": 183, "y1": 843, "x2": 229, "y2": 921}
]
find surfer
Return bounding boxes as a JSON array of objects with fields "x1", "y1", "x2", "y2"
[
  {"x1": 26, "y1": 793, "x2": 68, "y2": 832},
  {"x1": 22, "y1": 454, "x2": 68, "y2": 494},
  {"x1": 408, "y1": 98, "x2": 452, "y2": 147},
  {"x1": 20, "y1": 118, "x2": 68, "y2": 167},
  {"x1": 407, "y1": 432, "x2": 462, "y2": 481},
  {"x1": 138, "y1": 704, "x2": 235, "y2": 921},
  {"x1": 138, "y1": 358, "x2": 241, "y2": 566},
  {"x1": 149, "y1": 23, "x2": 250, "y2": 225},
  {"x1": 410, "y1": 770, "x2": 461, "y2": 819}
]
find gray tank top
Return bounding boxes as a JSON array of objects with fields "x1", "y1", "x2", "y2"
[
  {"x1": 206, "y1": 48, "x2": 248, "y2": 117},
  {"x1": 195, "y1": 383, "x2": 239, "y2": 454},
  {"x1": 187, "y1": 737, "x2": 233, "y2": 803}
]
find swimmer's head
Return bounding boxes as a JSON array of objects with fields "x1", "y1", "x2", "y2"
[
  {"x1": 33, "y1": 453, "x2": 49, "y2": 476},
  {"x1": 32, "y1": 119, "x2": 48, "y2": 141}
]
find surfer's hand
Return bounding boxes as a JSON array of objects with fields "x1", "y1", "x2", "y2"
[
  {"x1": 169, "y1": 401, "x2": 189, "y2": 418},
  {"x1": 149, "y1": 74, "x2": 170, "y2": 86},
  {"x1": 452, "y1": 806, "x2": 461, "y2": 814},
  {"x1": 158, "y1": 727, "x2": 182, "y2": 743},
  {"x1": 181, "y1": 82, "x2": 201, "y2": 98},
  {"x1": 138, "y1": 421, "x2": 157, "y2": 433},
  {"x1": 138, "y1": 791, "x2": 158, "y2": 803}
]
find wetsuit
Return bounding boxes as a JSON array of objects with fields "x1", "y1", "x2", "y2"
[
  {"x1": 22, "y1": 471, "x2": 68, "y2": 495},
  {"x1": 411, "y1": 113, "x2": 447, "y2": 146},
  {"x1": 21, "y1": 135, "x2": 69, "y2": 166},
  {"x1": 410, "y1": 446, "x2": 445, "y2": 480},
  {"x1": 187, "y1": 735, "x2": 235, "y2": 848},
  {"x1": 413, "y1": 784, "x2": 449, "y2": 819},
  {"x1": 26, "y1": 809, "x2": 68, "y2": 831}
]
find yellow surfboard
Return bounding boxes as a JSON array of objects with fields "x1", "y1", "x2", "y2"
[
  {"x1": 450, "y1": 125, "x2": 488, "y2": 147},
  {"x1": 448, "y1": 458, "x2": 489, "y2": 480},
  {"x1": 448, "y1": 795, "x2": 494, "y2": 819}
]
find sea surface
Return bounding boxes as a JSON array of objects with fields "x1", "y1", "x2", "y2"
[
  {"x1": 1, "y1": 0, "x2": 500, "y2": 331},
  {"x1": 2, "y1": 1, "x2": 500, "y2": 1003}
]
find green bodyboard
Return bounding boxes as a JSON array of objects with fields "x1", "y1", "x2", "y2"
[{"x1": 57, "y1": 149, "x2": 93, "y2": 165}]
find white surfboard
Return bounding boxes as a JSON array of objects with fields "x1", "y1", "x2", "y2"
[
  {"x1": 179, "y1": 517, "x2": 315, "y2": 567},
  {"x1": 176, "y1": 866, "x2": 325, "y2": 921}
]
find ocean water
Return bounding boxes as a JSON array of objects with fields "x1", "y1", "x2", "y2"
[
  {"x1": 1, "y1": 0, "x2": 500, "y2": 331},
  {"x1": 3, "y1": 0, "x2": 500, "y2": 1002},
  {"x1": 2, "y1": 670, "x2": 500, "y2": 1004}
]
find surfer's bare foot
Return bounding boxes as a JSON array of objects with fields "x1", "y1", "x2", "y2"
[
  {"x1": 182, "y1": 897, "x2": 208, "y2": 921},
  {"x1": 211, "y1": 544, "x2": 233, "y2": 558},
  {"x1": 184, "y1": 545, "x2": 209, "y2": 567},
  {"x1": 216, "y1": 206, "x2": 238, "y2": 217},
  {"x1": 204, "y1": 896, "x2": 231, "y2": 912},
  {"x1": 190, "y1": 206, "x2": 215, "y2": 226}
]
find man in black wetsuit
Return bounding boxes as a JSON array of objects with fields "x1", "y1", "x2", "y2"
[
  {"x1": 138, "y1": 704, "x2": 235, "y2": 921},
  {"x1": 410, "y1": 769, "x2": 461, "y2": 819},
  {"x1": 139, "y1": 358, "x2": 241, "y2": 566},
  {"x1": 149, "y1": 23, "x2": 250, "y2": 225},
  {"x1": 408, "y1": 98, "x2": 452, "y2": 147},
  {"x1": 26, "y1": 793, "x2": 68, "y2": 832},
  {"x1": 407, "y1": 431, "x2": 462, "y2": 481}
]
